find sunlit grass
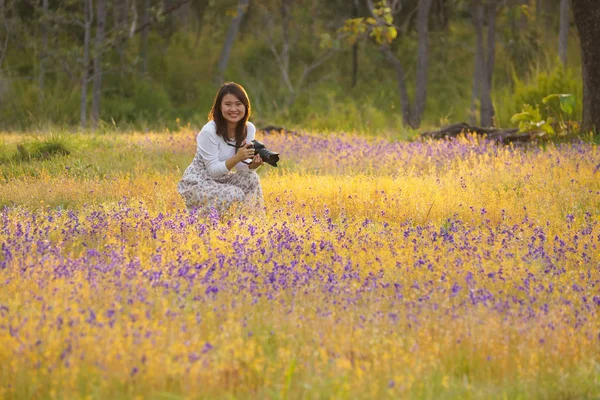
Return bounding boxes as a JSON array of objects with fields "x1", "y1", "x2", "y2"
[{"x1": 0, "y1": 129, "x2": 599, "y2": 399}]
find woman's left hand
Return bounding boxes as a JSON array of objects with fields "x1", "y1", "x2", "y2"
[{"x1": 248, "y1": 154, "x2": 263, "y2": 170}]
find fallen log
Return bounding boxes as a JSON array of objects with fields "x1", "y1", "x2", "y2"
[
  {"x1": 258, "y1": 125, "x2": 298, "y2": 135},
  {"x1": 420, "y1": 122, "x2": 540, "y2": 144}
]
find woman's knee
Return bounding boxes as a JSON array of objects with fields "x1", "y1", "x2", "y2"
[
  {"x1": 240, "y1": 170, "x2": 260, "y2": 188},
  {"x1": 222, "y1": 187, "x2": 245, "y2": 204}
]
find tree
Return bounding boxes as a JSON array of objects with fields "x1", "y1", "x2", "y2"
[
  {"x1": 112, "y1": 0, "x2": 131, "y2": 81},
  {"x1": 38, "y1": 0, "x2": 49, "y2": 102},
  {"x1": 351, "y1": 0, "x2": 360, "y2": 88},
  {"x1": 81, "y1": 0, "x2": 92, "y2": 127},
  {"x1": 480, "y1": 0, "x2": 497, "y2": 127},
  {"x1": 0, "y1": 0, "x2": 15, "y2": 71},
  {"x1": 558, "y1": 0, "x2": 569, "y2": 67},
  {"x1": 140, "y1": 0, "x2": 151, "y2": 74},
  {"x1": 91, "y1": 0, "x2": 106, "y2": 130},
  {"x1": 354, "y1": 0, "x2": 432, "y2": 128},
  {"x1": 412, "y1": 0, "x2": 433, "y2": 128},
  {"x1": 571, "y1": 0, "x2": 600, "y2": 132},
  {"x1": 468, "y1": 0, "x2": 498, "y2": 127},
  {"x1": 258, "y1": 0, "x2": 340, "y2": 107},
  {"x1": 215, "y1": 0, "x2": 250, "y2": 84},
  {"x1": 469, "y1": 1, "x2": 484, "y2": 125}
]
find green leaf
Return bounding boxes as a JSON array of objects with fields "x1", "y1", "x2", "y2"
[
  {"x1": 559, "y1": 94, "x2": 575, "y2": 116},
  {"x1": 511, "y1": 112, "x2": 533, "y2": 124},
  {"x1": 385, "y1": 27, "x2": 398, "y2": 42},
  {"x1": 541, "y1": 93, "x2": 560, "y2": 104},
  {"x1": 542, "y1": 123, "x2": 555, "y2": 135},
  {"x1": 319, "y1": 33, "x2": 333, "y2": 49}
]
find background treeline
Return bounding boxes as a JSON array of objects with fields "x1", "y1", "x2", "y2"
[{"x1": 0, "y1": 0, "x2": 583, "y2": 134}]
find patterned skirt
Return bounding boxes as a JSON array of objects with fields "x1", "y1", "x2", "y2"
[{"x1": 177, "y1": 154, "x2": 265, "y2": 215}]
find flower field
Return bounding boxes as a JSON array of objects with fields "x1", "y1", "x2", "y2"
[{"x1": 0, "y1": 129, "x2": 599, "y2": 399}]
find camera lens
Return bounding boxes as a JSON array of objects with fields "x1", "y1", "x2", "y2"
[{"x1": 251, "y1": 140, "x2": 280, "y2": 167}]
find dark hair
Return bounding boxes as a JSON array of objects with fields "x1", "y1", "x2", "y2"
[{"x1": 208, "y1": 82, "x2": 251, "y2": 150}]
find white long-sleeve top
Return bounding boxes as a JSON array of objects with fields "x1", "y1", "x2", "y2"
[{"x1": 196, "y1": 120, "x2": 256, "y2": 178}]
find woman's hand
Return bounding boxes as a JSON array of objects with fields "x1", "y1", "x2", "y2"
[
  {"x1": 226, "y1": 142, "x2": 255, "y2": 171},
  {"x1": 248, "y1": 154, "x2": 264, "y2": 170},
  {"x1": 236, "y1": 142, "x2": 255, "y2": 163}
]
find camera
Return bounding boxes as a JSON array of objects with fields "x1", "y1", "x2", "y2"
[{"x1": 251, "y1": 140, "x2": 280, "y2": 167}]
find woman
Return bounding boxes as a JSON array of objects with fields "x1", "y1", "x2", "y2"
[{"x1": 178, "y1": 82, "x2": 265, "y2": 215}]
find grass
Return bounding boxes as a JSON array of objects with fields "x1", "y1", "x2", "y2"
[{"x1": 0, "y1": 128, "x2": 599, "y2": 399}]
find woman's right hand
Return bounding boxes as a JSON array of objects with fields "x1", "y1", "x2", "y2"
[{"x1": 236, "y1": 142, "x2": 255, "y2": 162}]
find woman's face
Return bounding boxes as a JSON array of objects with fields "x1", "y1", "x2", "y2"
[{"x1": 221, "y1": 94, "x2": 246, "y2": 125}]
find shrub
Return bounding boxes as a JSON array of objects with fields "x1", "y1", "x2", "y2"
[
  {"x1": 495, "y1": 66, "x2": 582, "y2": 127},
  {"x1": 2, "y1": 136, "x2": 71, "y2": 163}
]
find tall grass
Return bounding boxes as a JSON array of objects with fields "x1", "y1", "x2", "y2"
[{"x1": 0, "y1": 129, "x2": 599, "y2": 399}]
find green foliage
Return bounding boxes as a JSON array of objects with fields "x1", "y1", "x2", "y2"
[
  {"x1": 0, "y1": 135, "x2": 70, "y2": 164},
  {"x1": 510, "y1": 93, "x2": 579, "y2": 137},
  {"x1": 103, "y1": 79, "x2": 173, "y2": 125},
  {"x1": 0, "y1": 1, "x2": 585, "y2": 135},
  {"x1": 340, "y1": 2, "x2": 397, "y2": 46},
  {"x1": 495, "y1": 66, "x2": 582, "y2": 127},
  {"x1": 0, "y1": 132, "x2": 191, "y2": 183},
  {"x1": 501, "y1": 4, "x2": 541, "y2": 76},
  {"x1": 286, "y1": 85, "x2": 406, "y2": 136}
]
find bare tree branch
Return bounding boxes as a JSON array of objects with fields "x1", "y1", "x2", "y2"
[
  {"x1": 257, "y1": 3, "x2": 295, "y2": 94},
  {"x1": 0, "y1": 19, "x2": 10, "y2": 70},
  {"x1": 0, "y1": 0, "x2": 14, "y2": 70},
  {"x1": 134, "y1": 0, "x2": 192, "y2": 34},
  {"x1": 297, "y1": 48, "x2": 338, "y2": 90}
]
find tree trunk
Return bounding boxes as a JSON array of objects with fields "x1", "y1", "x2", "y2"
[
  {"x1": 160, "y1": 0, "x2": 179, "y2": 49},
  {"x1": 558, "y1": 0, "x2": 569, "y2": 67},
  {"x1": 0, "y1": 0, "x2": 11, "y2": 70},
  {"x1": 470, "y1": 1, "x2": 484, "y2": 125},
  {"x1": 281, "y1": 0, "x2": 291, "y2": 91},
  {"x1": 192, "y1": 0, "x2": 210, "y2": 48},
  {"x1": 480, "y1": 1, "x2": 497, "y2": 127},
  {"x1": 114, "y1": 0, "x2": 129, "y2": 82},
  {"x1": 538, "y1": 0, "x2": 552, "y2": 34},
  {"x1": 382, "y1": 47, "x2": 415, "y2": 128},
  {"x1": 571, "y1": 0, "x2": 600, "y2": 132},
  {"x1": 140, "y1": 0, "x2": 150, "y2": 74},
  {"x1": 214, "y1": 0, "x2": 250, "y2": 84},
  {"x1": 365, "y1": 0, "x2": 419, "y2": 128},
  {"x1": 351, "y1": 0, "x2": 359, "y2": 88},
  {"x1": 91, "y1": 0, "x2": 106, "y2": 130},
  {"x1": 411, "y1": 0, "x2": 433, "y2": 127},
  {"x1": 268, "y1": 0, "x2": 295, "y2": 96},
  {"x1": 38, "y1": 0, "x2": 49, "y2": 102},
  {"x1": 80, "y1": 0, "x2": 92, "y2": 128}
]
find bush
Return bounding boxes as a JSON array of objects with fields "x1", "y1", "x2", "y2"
[
  {"x1": 101, "y1": 80, "x2": 173, "y2": 128},
  {"x1": 1, "y1": 135, "x2": 71, "y2": 164},
  {"x1": 495, "y1": 66, "x2": 582, "y2": 127}
]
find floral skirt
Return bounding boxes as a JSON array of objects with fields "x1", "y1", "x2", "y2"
[{"x1": 177, "y1": 155, "x2": 265, "y2": 215}]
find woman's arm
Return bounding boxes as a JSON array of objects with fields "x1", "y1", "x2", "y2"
[
  {"x1": 226, "y1": 144, "x2": 254, "y2": 171},
  {"x1": 197, "y1": 131, "x2": 230, "y2": 177},
  {"x1": 198, "y1": 130, "x2": 253, "y2": 177}
]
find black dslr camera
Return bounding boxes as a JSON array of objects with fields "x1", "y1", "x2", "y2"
[{"x1": 250, "y1": 140, "x2": 280, "y2": 167}]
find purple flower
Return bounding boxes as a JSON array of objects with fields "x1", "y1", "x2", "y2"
[
  {"x1": 201, "y1": 342, "x2": 213, "y2": 354},
  {"x1": 451, "y1": 283, "x2": 462, "y2": 296}
]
